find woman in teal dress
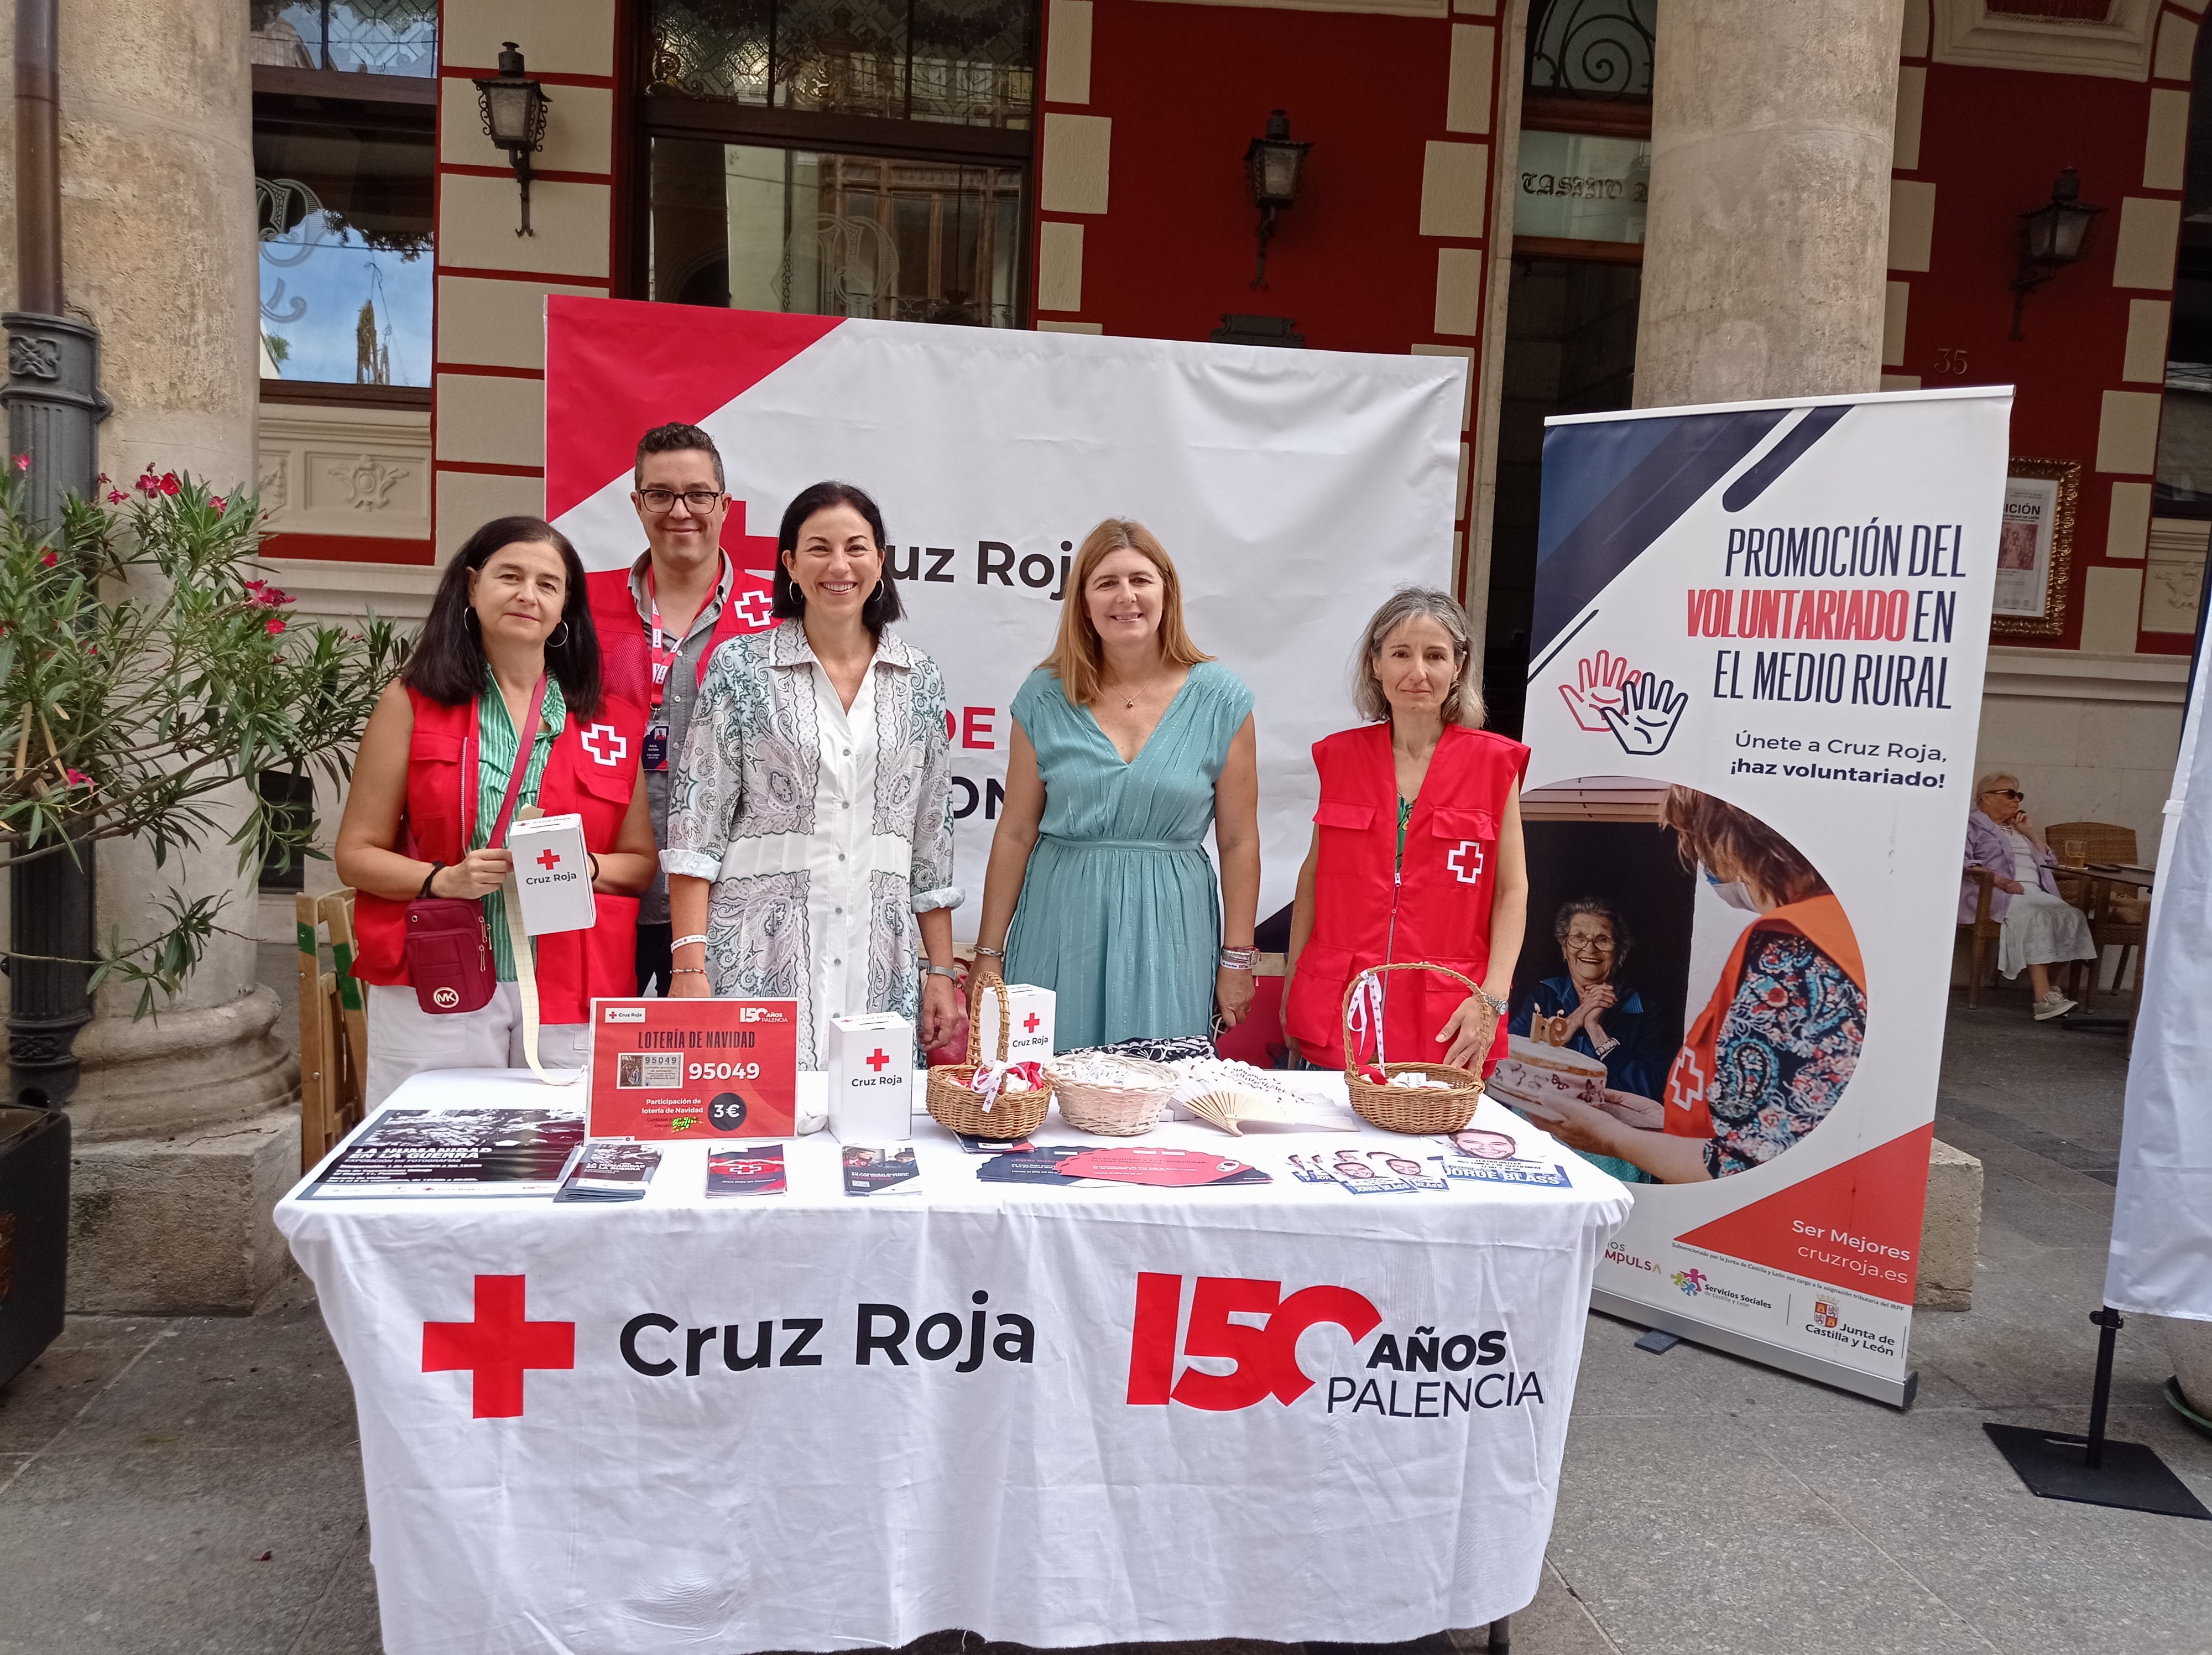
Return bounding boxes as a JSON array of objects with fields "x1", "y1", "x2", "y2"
[{"x1": 969, "y1": 519, "x2": 1260, "y2": 1050}]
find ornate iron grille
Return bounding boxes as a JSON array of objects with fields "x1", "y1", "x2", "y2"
[
  {"x1": 1526, "y1": 0, "x2": 1656, "y2": 101},
  {"x1": 648, "y1": 0, "x2": 1035, "y2": 128},
  {"x1": 250, "y1": 0, "x2": 438, "y2": 76}
]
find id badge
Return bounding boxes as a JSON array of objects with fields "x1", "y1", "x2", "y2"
[{"x1": 643, "y1": 720, "x2": 670, "y2": 771}]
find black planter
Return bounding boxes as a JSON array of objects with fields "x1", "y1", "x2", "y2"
[{"x1": 0, "y1": 1104, "x2": 68, "y2": 1389}]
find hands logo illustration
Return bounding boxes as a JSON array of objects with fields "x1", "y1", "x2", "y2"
[
  {"x1": 1559, "y1": 651, "x2": 1689, "y2": 757},
  {"x1": 1558, "y1": 650, "x2": 1637, "y2": 733}
]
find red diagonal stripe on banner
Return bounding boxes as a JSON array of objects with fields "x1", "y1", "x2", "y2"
[
  {"x1": 544, "y1": 297, "x2": 843, "y2": 522},
  {"x1": 1673, "y1": 1123, "x2": 1934, "y2": 1305}
]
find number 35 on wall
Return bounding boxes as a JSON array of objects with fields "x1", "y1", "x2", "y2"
[{"x1": 1931, "y1": 347, "x2": 1969, "y2": 376}]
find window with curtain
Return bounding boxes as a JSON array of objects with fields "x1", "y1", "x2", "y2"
[{"x1": 640, "y1": 0, "x2": 1037, "y2": 326}]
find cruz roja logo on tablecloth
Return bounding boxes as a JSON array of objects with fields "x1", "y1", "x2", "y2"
[
  {"x1": 421, "y1": 1277, "x2": 1037, "y2": 1419},
  {"x1": 1125, "y1": 1273, "x2": 1542, "y2": 1417},
  {"x1": 619, "y1": 1290, "x2": 1036, "y2": 1378},
  {"x1": 420, "y1": 1273, "x2": 1542, "y2": 1422}
]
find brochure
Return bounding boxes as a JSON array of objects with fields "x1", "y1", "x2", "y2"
[
  {"x1": 555, "y1": 1141, "x2": 661, "y2": 1202},
  {"x1": 705, "y1": 1144, "x2": 788, "y2": 1198},
  {"x1": 304, "y1": 1107, "x2": 586, "y2": 1199},
  {"x1": 842, "y1": 1144, "x2": 922, "y2": 1197},
  {"x1": 1437, "y1": 1156, "x2": 1574, "y2": 1188}
]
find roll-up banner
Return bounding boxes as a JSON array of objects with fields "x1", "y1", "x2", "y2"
[
  {"x1": 1507, "y1": 388, "x2": 2009, "y2": 1406},
  {"x1": 2103, "y1": 616, "x2": 2212, "y2": 1325},
  {"x1": 541, "y1": 299, "x2": 1464, "y2": 934}
]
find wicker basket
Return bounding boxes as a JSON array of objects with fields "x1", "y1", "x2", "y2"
[
  {"x1": 1051, "y1": 1054, "x2": 1179, "y2": 1136},
  {"x1": 927, "y1": 979, "x2": 1052, "y2": 1139},
  {"x1": 1340, "y1": 963, "x2": 1486, "y2": 1134}
]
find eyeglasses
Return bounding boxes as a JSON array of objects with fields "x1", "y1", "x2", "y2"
[
  {"x1": 636, "y1": 488, "x2": 724, "y2": 514},
  {"x1": 1989, "y1": 788, "x2": 2023, "y2": 800}
]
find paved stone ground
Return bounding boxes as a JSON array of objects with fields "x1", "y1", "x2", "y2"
[{"x1": 1, "y1": 965, "x2": 2208, "y2": 1655}]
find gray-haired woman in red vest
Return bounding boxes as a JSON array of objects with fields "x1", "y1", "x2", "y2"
[
  {"x1": 338, "y1": 517, "x2": 658, "y2": 1105},
  {"x1": 1284, "y1": 588, "x2": 1530, "y2": 1075}
]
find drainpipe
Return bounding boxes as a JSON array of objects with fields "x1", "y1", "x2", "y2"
[{"x1": 3, "y1": 0, "x2": 107, "y2": 1105}]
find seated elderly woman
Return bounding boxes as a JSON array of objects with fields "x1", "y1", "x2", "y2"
[
  {"x1": 1963, "y1": 772, "x2": 2097, "y2": 1020},
  {"x1": 1509, "y1": 897, "x2": 1667, "y2": 1184}
]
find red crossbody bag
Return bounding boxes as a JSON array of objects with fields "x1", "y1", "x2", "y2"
[{"x1": 402, "y1": 678, "x2": 548, "y2": 1014}]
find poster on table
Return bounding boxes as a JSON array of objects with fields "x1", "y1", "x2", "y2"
[
  {"x1": 1508, "y1": 387, "x2": 2007, "y2": 1405},
  {"x1": 541, "y1": 298, "x2": 1464, "y2": 936},
  {"x1": 587, "y1": 997, "x2": 798, "y2": 1140}
]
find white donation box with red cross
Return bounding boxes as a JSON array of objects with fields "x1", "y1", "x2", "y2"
[
  {"x1": 974, "y1": 984, "x2": 1056, "y2": 1064},
  {"x1": 827, "y1": 1013, "x2": 915, "y2": 1142},
  {"x1": 507, "y1": 814, "x2": 596, "y2": 934}
]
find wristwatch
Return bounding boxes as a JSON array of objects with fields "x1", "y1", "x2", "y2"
[
  {"x1": 1475, "y1": 987, "x2": 1508, "y2": 1017},
  {"x1": 924, "y1": 963, "x2": 959, "y2": 981}
]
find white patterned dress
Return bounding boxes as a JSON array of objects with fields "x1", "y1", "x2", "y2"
[{"x1": 662, "y1": 620, "x2": 961, "y2": 1068}]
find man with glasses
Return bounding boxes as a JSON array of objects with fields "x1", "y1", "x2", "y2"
[{"x1": 586, "y1": 423, "x2": 753, "y2": 994}]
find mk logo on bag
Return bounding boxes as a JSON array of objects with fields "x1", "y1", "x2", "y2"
[{"x1": 1125, "y1": 1272, "x2": 1380, "y2": 1411}]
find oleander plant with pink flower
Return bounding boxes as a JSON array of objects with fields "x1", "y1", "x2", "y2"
[{"x1": 0, "y1": 462, "x2": 410, "y2": 1011}]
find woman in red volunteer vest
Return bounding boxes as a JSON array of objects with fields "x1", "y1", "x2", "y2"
[
  {"x1": 1284, "y1": 589, "x2": 1530, "y2": 1076},
  {"x1": 337, "y1": 516, "x2": 657, "y2": 1106},
  {"x1": 1532, "y1": 787, "x2": 1866, "y2": 1183}
]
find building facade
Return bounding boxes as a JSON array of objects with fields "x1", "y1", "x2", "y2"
[{"x1": 245, "y1": 0, "x2": 2209, "y2": 870}]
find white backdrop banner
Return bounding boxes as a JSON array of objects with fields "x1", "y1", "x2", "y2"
[
  {"x1": 2104, "y1": 628, "x2": 2212, "y2": 1320},
  {"x1": 1514, "y1": 387, "x2": 2009, "y2": 1406},
  {"x1": 543, "y1": 300, "x2": 1465, "y2": 934}
]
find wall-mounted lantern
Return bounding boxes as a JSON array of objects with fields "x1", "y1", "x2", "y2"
[
  {"x1": 474, "y1": 42, "x2": 551, "y2": 238},
  {"x1": 2010, "y1": 168, "x2": 2102, "y2": 340},
  {"x1": 1244, "y1": 110, "x2": 1312, "y2": 289}
]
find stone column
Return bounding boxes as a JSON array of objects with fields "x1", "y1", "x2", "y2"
[
  {"x1": 0, "y1": 0, "x2": 298, "y2": 1312},
  {"x1": 1633, "y1": 0, "x2": 1907, "y2": 408}
]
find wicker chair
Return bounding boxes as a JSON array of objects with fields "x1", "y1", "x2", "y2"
[
  {"x1": 1958, "y1": 866, "x2": 2001, "y2": 1007},
  {"x1": 2043, "y1": 821, "x2": 2143, "y2": 1003}
]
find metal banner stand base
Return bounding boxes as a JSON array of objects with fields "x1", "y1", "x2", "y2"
[{"x1": 1986, "y1": 1309, "x2": 2210, "y2": 1521}]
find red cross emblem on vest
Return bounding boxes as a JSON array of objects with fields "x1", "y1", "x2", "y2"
[
  {"x1": 1446, "y1": 840, "x2": 1484, "y2": 884},
  {"x1": 421, "y1": 1274, "x2": 575, "y2": 1419},
  {"x1": 581, "y1": 723, "x2": 627, "y2": 766}
]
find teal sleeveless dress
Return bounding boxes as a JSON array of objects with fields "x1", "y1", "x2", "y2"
[{"x1": 1004, "y1": 662, "x2": 1254, "y2": 1051}]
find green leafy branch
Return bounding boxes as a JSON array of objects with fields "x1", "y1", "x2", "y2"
[{"x1": 0, "y1": 466, "x2": 411, "y2": 1009}]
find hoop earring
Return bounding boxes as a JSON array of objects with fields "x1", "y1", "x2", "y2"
[
  {"x1": 465, "y1": 609, "x2": 478, "y2": 628},
  {"x1": 548, "y1": 621, "x2": 570, "y2": 649}
]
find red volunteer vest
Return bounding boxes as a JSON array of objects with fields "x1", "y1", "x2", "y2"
[
  {"x1": 586, "y1": 562, "x2": 754, "y2": 710},
  {"x1": 350, "y1": 686, "x2": 649, "y2": 1024},
  {"x1": 1662, "y1": 893, "x2": 1865, "y2": 1138},
  {"x1": 1285, "y1": 722, "x2": 1530, "y2": 1075}
]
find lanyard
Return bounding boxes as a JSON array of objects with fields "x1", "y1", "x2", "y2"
[
  {"x1": 645, "y1": 556, "x2": 728, "y2": 711},
  {"x1": 463, "y1": 675, "x2": 551, "y2": 850}
]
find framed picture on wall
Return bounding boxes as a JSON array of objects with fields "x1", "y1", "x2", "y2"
[{"x1": 1991, "y1": 458, "x2": 2077, "y2": 638}]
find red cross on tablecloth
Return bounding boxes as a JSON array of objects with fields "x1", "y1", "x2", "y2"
[{"x1": 421, "y1": 1275, "x2": 575, "y2": 1419}]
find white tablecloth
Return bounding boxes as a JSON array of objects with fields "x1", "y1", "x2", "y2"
[{"x1": 278, "y1": 1069, "x2": 1630, "y2": 1655}]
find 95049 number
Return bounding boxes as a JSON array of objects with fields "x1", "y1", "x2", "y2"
[{"x1": 690, "y1": 1061, "x2": 761, "y2": 1081}]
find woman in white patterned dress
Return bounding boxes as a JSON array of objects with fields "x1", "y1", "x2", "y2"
[{"x1": 662, "y1": 482, "x2": 962, "y2": 1067}]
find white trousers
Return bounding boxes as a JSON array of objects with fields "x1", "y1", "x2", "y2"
[{"x1": 365, "y1": 982, "x2": 589, "y2": 1108}]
